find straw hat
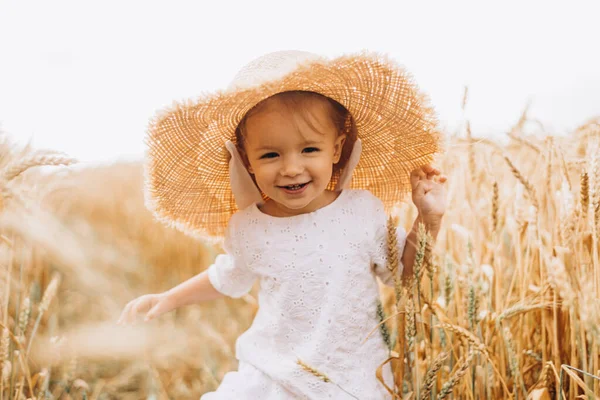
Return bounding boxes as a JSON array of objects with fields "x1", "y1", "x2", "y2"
[{"x1": 145, "y1": 50, "x2": 442, "y2": 242}]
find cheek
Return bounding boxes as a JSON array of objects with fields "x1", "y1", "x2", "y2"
[
  {"x1": 252, "y1": 163, "x2": 277, "y2": 182},
  {"x1": 309, "y1": 157, "x2": 335, "y2": 180}
]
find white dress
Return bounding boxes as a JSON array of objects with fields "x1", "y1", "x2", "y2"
[{"x1": 202, "y1": 189, "x2": 406, "y2": 400}]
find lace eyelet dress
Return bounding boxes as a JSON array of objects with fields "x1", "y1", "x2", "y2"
[{"x1": 201, "y1": 189, "x2": 407, "y2": 400}]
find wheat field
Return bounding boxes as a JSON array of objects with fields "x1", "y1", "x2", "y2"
[{"x1": 0, "y1": 110, "x2": 598, "y2": 399}]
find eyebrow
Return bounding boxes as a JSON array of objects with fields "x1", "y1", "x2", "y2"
[
  {"x1": 302, "y1": 139, "x2": 325, "y2": 146},
  {"x1": 254, "y1": 140, "x2": 325, "y2": 153},
  {"x1": 255, "y1": 147, "x2": 277, "y2": 153}
]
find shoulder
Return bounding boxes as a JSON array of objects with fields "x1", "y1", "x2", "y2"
[
  {"x1": 225, "y1": 205, "x2": 257, "y2": 240},
  {"x1": 343, "y1": 189, "x2": 385, "y2": 213},
  {"x1": 341, "y1": 190, "x2": 387, "y2": 231},
  {"x1": 223, "y1": 207, "x2": 259, "y2": 255},
  {"x1": 228, "y1": 203, "x2": 258, "y2": 226}
]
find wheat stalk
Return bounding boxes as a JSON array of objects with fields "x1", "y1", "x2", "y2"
[
  {"x1": 406, "y1": 297, "x2": 417, "y2": 350},
  {"x1": 39, "y1": 275, "x2": 60, "y2": 315},
  {"x1": 508, "y1": 133, "x2": 543, "y2": 154},
  {"x1": 297, "y1": 359, "x2": 329, "y2": 382},
  {"x1": 594, "y1": 184, "x2": 600, "y2": 234},
  {"x1": 26, "y1": 274, "x2": 61, "y2": 356},
  {"x1": 0, "y1": 329, "x2": 9, "y2": 384},
  {"x1": 561, "y1": 206, "x2": 579, "y2": 247},
  {"x1": 424, "y1": 231, "x2": 435, "y2": 283},
  {"x1": 540, "y1": 361, "x2": 556, "y2": 397},
  {"x1": 508, "y1": 102, "x2": 530, "y2": 136},
  {"x1": 419, "y1": 351, "x2": 448, "y2": 400},
  {"x1": 2, "y1": 118, "x2": 600, "y2": 397},
  {"x1": 467, "y1": 285, "x2": 478, "y2": 330},
  {"x1": 36, "y1": 369, "x2": 50, "y2": 399},
  {"x1": 387, "y1": 216, "x2": 402, "y2": 300},
  {"x1": 546, "y1": 137, "x2": 554, "y2": 192},
  {"x1": 414, "y1": 223, "x2": 428, "y2": 283},
  {"x1": 466, "y1": 122, "x2": 477, "y2": 175},
  {"x1": 497, "y1": 302, "x2": 552, "y2": 323},
  {"x1": 62, "y1": 356, "x2": 78, "y2": 384},
  {"x1": 2, "y1": 153, "x2": 77, "y2": 182},
  {"x1": 437, "y1": 323, "x2": 489, "y2": 358},
  {"x1": 377, "y1": 300, "x2": 392, "y2": 351},
  {"x1": 557, "y1": 147, "x2": 573, "y2": 190},
  {"x1": 444, "y1": 259, "x2": 454, "y2": 308},
  {"x1": 437, "y1": 349, "x2": 478, "y2": 399},
  {"x1": 461, "y1": 86, "x2": 469, "y2": 111},
  {"x1": 16, "y1": 298, "x2": 30, "y2": 341},
  {"x1": 580, "y1": 171, "x2": 589, "y2": 219},
  {"x1": 296, "y1": 359, "x2": 359, "y2": 399},
  {"x1": 546, "y1": 139, "x2": 554, "y2": 193},
  {"x1": 545, "y1": 256, "x2": 576, "y2": 308},
  {"x1": 492, "y1": 181, "x2": 499, "y2": 232},
  {"x1": 503, "y1": 327, "x2": 527, "y2": 397},
  {"x1": 590, "y1": 144, "x2": 600, "y2": 232},
  {"x1": 504, "y1": 155, "x2": 539, "y2": 208}
]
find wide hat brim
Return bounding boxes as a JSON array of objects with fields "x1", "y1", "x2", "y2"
[{"x1": 145, "y1": 51, "x2": 443, "y2": 242}]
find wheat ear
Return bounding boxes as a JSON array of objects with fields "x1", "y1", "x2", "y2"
[
  {"x1": 419, "y1": 351, "x2": 448, "y2": 400},
  {"x1": 437, "y1": 349, "x2": 478, "y2": 399},
  {"x1": 2, "y1": 153, "x2": 77, "y2": 182}
]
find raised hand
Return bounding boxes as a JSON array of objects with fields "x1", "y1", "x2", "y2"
[{"x1": 410, "y1": 164, "x2": 447, "y2": 224}]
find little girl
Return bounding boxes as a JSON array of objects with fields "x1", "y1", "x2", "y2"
[{"x1": 118, "y1": 50, "x2": 447, "y2": 399}]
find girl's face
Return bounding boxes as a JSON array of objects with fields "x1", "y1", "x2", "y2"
[{"x1": 243, "y1": 98, "x2": 346, "y2": 217}]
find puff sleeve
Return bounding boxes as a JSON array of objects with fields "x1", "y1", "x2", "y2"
[
  {"x1": 207, "y1": 217, "x2": 257, "y2": 298},
  {"x1": 370, "y1": 196, "x2": 407, "y2": 287}
]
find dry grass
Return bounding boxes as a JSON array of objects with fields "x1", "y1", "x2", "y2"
[{"x1": 0, "y1": 111, "x2": 599, "y2": 399}]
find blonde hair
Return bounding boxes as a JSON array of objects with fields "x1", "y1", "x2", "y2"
[{"x1": 235, "y1": 91, "x2": 358, "y2": 180}]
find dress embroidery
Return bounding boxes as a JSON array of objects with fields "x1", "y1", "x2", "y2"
[{"x1": 203, "y1": 189, "x2": 406, "y2": 399}]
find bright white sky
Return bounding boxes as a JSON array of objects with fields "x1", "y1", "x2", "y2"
[{"x1": 1, "y1": 0, "x2": 599, "y2": 163}]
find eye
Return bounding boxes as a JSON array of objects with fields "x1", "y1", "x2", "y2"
[
  {"x1": 303, "y1": 147, "x2": 320, "y2": 154},
  {"x1": 260, "y1": 152, "x2": 279, "y2": 160}
]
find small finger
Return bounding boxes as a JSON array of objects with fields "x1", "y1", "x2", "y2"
[
  {"x1": 117, "y1": 306, "x2": 126, "y2": 325},
  {"x1": 130, "y1": 300, "x2": 145, "y2": 324},
  {"x1": 145, "y1": 304, "x2": 160, "y2": 322},
  {"x1": 423, "y1": 164, "x2": 441, "y2": 174},
  {"x1": 410, "y1": 168, "x2": 425, "y2": 178},
  {"x1": 118, "y1": 301, "x2": 134, "y2": 325},
  {"x1": 123, "y1": 300, "x2": 139, "y2": 325},
  {"x1": 410, "y1": 168, "x2": 426, "y2": 187},
  {"x1": 124, "y1": 302, "x2": 137, "y2": 324}
]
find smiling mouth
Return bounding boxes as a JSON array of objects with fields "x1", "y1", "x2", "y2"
[{"x1": 278, "y1": 182, "x2": 310, "y2": 191}]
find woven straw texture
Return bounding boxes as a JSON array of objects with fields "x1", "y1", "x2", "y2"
[{"x1": 145, "y1": 50, "x2": 442, "y2": 242}]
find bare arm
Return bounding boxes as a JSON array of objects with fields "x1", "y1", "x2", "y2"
[
  {"x1": 118, "y1": 269, "x2": 226, "y2": 324},
  {"x1": 165, "y1": 270, "x2": 225, "y2": 308}
]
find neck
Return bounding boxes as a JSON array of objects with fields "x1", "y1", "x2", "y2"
[{"x1": 259, "y1": 190, "x2": 341, "y2": 217}]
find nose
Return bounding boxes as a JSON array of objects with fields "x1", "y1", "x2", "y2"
[{"x1": 280, "y1": 154, "x2": 304, "y2": 177}]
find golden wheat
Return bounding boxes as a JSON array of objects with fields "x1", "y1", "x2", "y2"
[{"x1": 0, "y1": 118, "x2": 599, "y2": 398}]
